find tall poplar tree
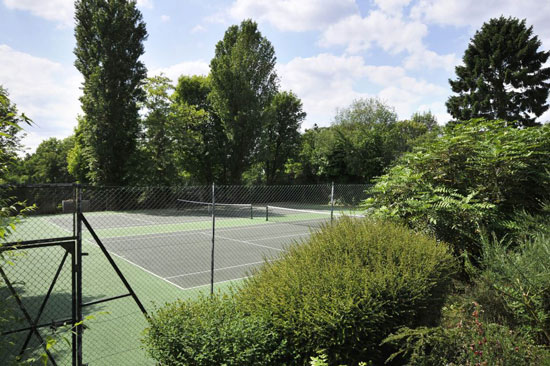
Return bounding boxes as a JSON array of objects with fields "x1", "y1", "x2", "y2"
[
  {"x1": 209, "y1": 19, "x2": 278, "y2": 184},
  {"x1": 73, "y1": 0, "x2": 148, "y2": 184},
  {"x1": 447, "y1": 17, "x2": 550, "y2": 127}
]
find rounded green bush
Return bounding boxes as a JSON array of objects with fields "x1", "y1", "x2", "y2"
[
  {"x1": 143, "y1": 294, "x2": 287, "y2": 366},
  {"x1": 237, "y1": 217, "x2": 457, "y2": 365}
]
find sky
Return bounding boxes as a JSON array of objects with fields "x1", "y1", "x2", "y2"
[{"x1": 1, "y1": 0, "x2": 550, "y2": 154}]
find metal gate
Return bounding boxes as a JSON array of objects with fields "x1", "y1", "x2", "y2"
[{"x1": 0, "y1": 184, "x2": 147, "y2": 366}]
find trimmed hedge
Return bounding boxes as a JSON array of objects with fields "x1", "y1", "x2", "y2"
[
  {"x1": 237, "y1": 218, "x2": 457, "y2": 364},
  {"x1": 143, "y1": 218, "x2": 456, "y2": 365},
  {"x1": 143, "y1": 294, "x2": 287, "y2": 366}
]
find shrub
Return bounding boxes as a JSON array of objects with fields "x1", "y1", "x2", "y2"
[
  {"x1": 142, "y1": 293, "x2": 287, "y2": 366},
  {"x1": 364, "y1": 119, "x2": 550, "y2": 254},
  {"x1": 384, "y1": 302, "x2": 550, "y2": 365},
  {"x1": 469, "y1": 229, "x2": 550, "y2": 345},
  {"x1": 237, "y1": 218, "x2": 457, "y2": 365}
]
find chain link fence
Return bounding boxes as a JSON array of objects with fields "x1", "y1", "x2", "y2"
[{"x1": 1, "y1": 183, "x2": 370, "y2": 365}]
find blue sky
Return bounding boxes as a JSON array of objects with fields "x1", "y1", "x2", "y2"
[{"x1": 1, "y1": 0, "x2": 549, "y2": 153}]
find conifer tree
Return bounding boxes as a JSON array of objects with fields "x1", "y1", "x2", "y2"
[
  {"x1": 446, "y1": 17, "x2": 550, "y2": 127},
  {"x1": 73, "y1": 0, "x2": 148, "y2": 184}
]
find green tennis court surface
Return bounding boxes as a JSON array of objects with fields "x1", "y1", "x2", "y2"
[{"x1": 2, "y1": 205, "x2": 344, "y2": 365}]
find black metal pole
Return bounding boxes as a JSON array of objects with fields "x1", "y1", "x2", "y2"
[
  {"x1": 76, "y1": 184, "x2": 83, "y2": 366},
  {"x1": 79, "y1": 214, "x2": 148, "y2": 316},
  {"x1": 210, "y1": 183, "x2": 215, "y2": 295}
]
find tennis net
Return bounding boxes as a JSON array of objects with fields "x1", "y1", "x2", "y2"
[
  {"x1": 265, "y1": 205, "x2": 365, "y2": 228},
  {"x1": 176, "y1": 199, "x2": 255, "y2": 218}
]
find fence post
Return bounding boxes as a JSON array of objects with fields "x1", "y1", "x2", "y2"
[
  {"x1": 210, "y1": 183, "x2": 215, "y2": 295},
  {"x1": 330, "y1": 182, "x2": 335, "y2": 223},
  {"x1": 75, "y1": 184, "x2": 83, "y2": 366}
]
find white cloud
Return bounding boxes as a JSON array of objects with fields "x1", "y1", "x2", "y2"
[
  {"x1": 191, "y1": 25, "x2": 206, "y2": 34},
  {"x1": 229, "y1": 0, "x2": 358, "y2": 32},
  {"x1": 0, "y1": 44, "x2": 82, "y2": 152},
  {"x1": 136, "y1": 0, "x2": 153, "y2": 9},
  {"x1": 3, "y1": 0, "x2": 74, "y2": 27},
  {"x1": 160, "y1": 15, "x2": 170, "y2": 23},
  {"x1": 411, "y1": 0, "x2": 550, "y2": 47},
  {"x1": 3, "y1": 0, "x2": 154, "y2": 27},
  {"x1": 277, "y1": 53, "x2": 447, "y2": 127},
  {"x1": 150, "y1": 61, "x2": 210, "y2": 83},
  {"x1": 403, "y1": 48, "x2": 461, "y2": 72},
  {"x1": 319, "y1": 12, "x2": 427, "y2": 54},
  {"x1": 374, "y1": 0, "x2": 412, "y2": 15}
]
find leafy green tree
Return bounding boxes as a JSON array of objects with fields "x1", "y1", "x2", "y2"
[
  {"x1": 0, "y1": 86, "x2": 29, "y2": 182},
  {"x1": 73, "y1": 0, "x2": 148, "y2": 184},
  {"x1": 297, "y1": 98, "x2": 429, "y2": 183},
  {"x1": 256, "y1": 91, "x2": 305, "y2": 184},
  {"x1": 172, "y1": 75, "x2": 227, "y2": 184},
  {"x1": 173, "y1": 75, "x2": 211, "y2": 111},
  {"x1": 20, "y1": 137, "x2": 74, "y2": 183},
  {"x1": 447, "y1": 17, "x2": 550, "y2": 127},
  {"x1": 364, "y1": 119, "x2": 550, "y2": 254},
  {"x1": 410, "y1": 111, "x2": 439, "y2": 131},
  {"x1": 137, "y1": 75, "x2": 178, "y2": 185},
  {"x1": 209, "y1": 19, "x2": 278, "y2": 183}
]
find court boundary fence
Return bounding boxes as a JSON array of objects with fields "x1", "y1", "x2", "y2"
[
  {"x1": 0, "y1": 183, "x2": 148, "y2": 366},
  {"x1": 0, "y1": 182, "x2": 370, "y2": 365}
]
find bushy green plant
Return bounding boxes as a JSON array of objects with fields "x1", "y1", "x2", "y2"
[
  {"x1": 384, "y1": 302, "x2": 550, "y2": 365},
  {"x1": 142, "y1": 293, "x2": 287, "y2": 366},
  {"x1": 237, "y1": 218, "x2": 457, "y2": 365},
  {"x1": 364, "y1": 119, "x2": 550, "y2": 253},
  {"x1": 469, "y1": 229, "x2": 550, "y2": 345}
]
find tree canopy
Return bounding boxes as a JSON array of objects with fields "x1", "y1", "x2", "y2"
[
  {"x1": 446, "y1": 17, "x2": 550, "y2": 127},
  {"x1": 0, "y1": 86, "x2": 30, "y2": 183},
  {"x1": 209, "y1": 19, "x2": 279, "y2": 183},
  {"x1": 73, "y1": 0, "x2": 148, "y2": 184}
]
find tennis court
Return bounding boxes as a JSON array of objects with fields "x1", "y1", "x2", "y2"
[
  {"x1": 1, "y1": 184, "x2": 369, "y2": 365},
  {"x1": 47, "y1": 204, "x2": 337, "y2": 291}
]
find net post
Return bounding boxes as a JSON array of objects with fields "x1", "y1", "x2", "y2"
[
  {"x1": 250, "y1": 204, "x2": 253, "y2": 220},
  {"x1": 265, "y1": 205, "x2": 269, "y2": 221},
  {"x1": 210, "y1": 183, "x2": 215, "y2": 295},
  {"x1": 330, "y1": 182, "x2": 335, "y2": 223}
]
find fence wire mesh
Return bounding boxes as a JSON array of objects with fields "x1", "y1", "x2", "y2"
[{"x1": 1, "y1": 183, "x2": 370, "y2": 365}]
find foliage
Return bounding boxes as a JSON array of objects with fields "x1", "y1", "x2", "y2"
[
  {"x1": 447, "y1": 17, "x2": 550, "y2": 127},
  {"x1": 143, "y1": 293, "x2": 287, "y2": 366},
  {"x1": 10, "y1": 137, "x2": 75, "y2": 184},
  {"x1": 364, "y1": 119, "x2": 550, "y2": 253},
  {"x1": 253, "y1": 91, "x2": 305, "y2": 184},
  {"x1": 73, "y1": 0, "x2": 148, "y2": 184},
  {"x1": 297, "y1": 99, "x2": 434, "y2": 183},
  {"x1": 172, "y1": 75, "x2": 227, "y2": 184},
  {"x1": 237, "y1": 218, "x2": 456, "y2": 365},
  {"x1": 384, "y1": 302, "x2": 550, "y2": 365},
  {"x1": 135, "y1": 75, "x2": 179, "y2": 185},
  {"x1": 0, "y1": 86, "x2": 30, "y2": 182},
  {"x1": 468, "y1": 228, "x2": 550, "y2": 345},
  {"x1": 209, "y1": 19, "x2": 278, "y2": 183}
]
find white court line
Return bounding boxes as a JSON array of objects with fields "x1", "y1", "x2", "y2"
[
  {"x1": 111, "y1": 212, "x2": 157, "y2": 225},
  {"x1": 103, "y1": 231, "x2": 206, "y2": 242},
  {"x1": 254, "y1": 233, "x2": 309, "y2": 241},
  {"x1": 165, "y1": 260, "x2": 268, "y2": 280},
  {"x1": 82, "y1": 237, "x2": 189, "y2": 292},
  {"x1": 180, "y1": 276, "x2": 250, "y2": 291},
  {"x1": 41, "y1": 217, "x2": 72, "y2": 234},
  {"x1": 204, "y1": 232, "x2": 283, "y2": 251}
]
